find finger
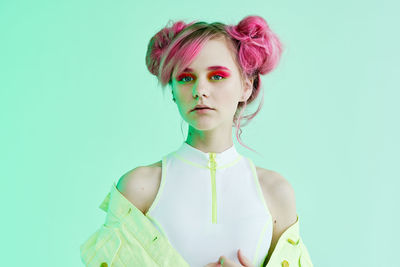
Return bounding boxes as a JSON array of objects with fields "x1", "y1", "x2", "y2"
[
  {"x1": 217, "y1": 255, "x2": 227, "y2": 266},
  {"x1": 237, "y1": 249, "x2": 254, "y2": 267},
  {"x1": 218, "y1": 255, "x2": 238, "y2": 267}
]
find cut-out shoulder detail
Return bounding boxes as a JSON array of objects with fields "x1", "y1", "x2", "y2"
[
  {"x1": 255, "y1": 166, "x2": 297, "y2": 265},
  {"x1": 116, "y1": 165, "x2": 162, "y2": 215}
]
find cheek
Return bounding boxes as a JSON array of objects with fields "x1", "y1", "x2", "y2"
[
  {"x1": 173, "y1": 88, "x2": 189, "y2": 102},
  {"x1": 216, "y1": 95, "x2": 240, "y2": 115},
  {"x1": 216, "y1": 86, "x2": 242, "y2": 107}
]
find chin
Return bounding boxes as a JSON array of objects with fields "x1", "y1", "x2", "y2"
[{"x1": 191, "y1": 119, "x2": 226, "y2": 131}]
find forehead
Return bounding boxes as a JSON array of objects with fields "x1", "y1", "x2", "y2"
[{"x1": 184, "y1": 38, "x2": 237, "y2": 72}]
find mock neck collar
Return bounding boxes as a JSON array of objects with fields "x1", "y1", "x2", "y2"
[{"x1": 172, "y1": 141, "x2": 242, "y2": 169}]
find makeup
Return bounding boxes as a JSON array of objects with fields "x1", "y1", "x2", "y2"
[{"x1": 177, "y1": 70, "x2": 230, "y2": 83}]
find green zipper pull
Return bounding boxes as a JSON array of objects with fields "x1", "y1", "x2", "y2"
[{"x1": 209, "y1": 153, "x2": 217, "y2": 224}]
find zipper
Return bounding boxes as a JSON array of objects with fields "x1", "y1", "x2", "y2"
[{"x1": 208, "y1": 152, "x2": 217, "y2": 224}]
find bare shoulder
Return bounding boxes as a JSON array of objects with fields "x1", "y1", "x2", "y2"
[
  {"x1": 255, "y1": 165, "x2": 298, "y2": 263},
  {"x1": 256, "y1": 165, "x2": 297, "y2": 225},
  {"x1": 116, "y1": 160, "x2": 162, "y2": 215},
  {"x1": 256, "y1": 166, "x2": 297, "y2": 212}
]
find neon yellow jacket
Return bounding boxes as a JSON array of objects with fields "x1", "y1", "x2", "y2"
[{"x1": 80, "y1": 183, "x2": 314, "y2": 267}]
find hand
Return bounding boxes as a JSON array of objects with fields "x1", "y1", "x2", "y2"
[{"x1": 204, "y1": 249, "x2": 255, "y2": 267}]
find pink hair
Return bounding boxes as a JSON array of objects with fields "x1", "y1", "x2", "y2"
[{"x1": 145, "y1": 16, "x2": 284, "y2": 154}]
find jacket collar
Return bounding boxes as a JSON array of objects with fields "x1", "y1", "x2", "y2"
[{"x1": 171, "y1": 141, "x2": 242, "y2": 169}]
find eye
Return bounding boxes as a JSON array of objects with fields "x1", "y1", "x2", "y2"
[
  {"x1": 209, "y1": 71, "x2": 229, "y2": 81},
  {"x1": 211, "y1": 74, "x2": 224, "y2": 81},
  {"x1": 181, "y1": 76, "x2": 193, "y2": 82},
  {"x1": 177, "y1": 74, "x2": 194, "y2": 83},
  {"x1": 176, "y1": 72, "x2": 228, "y2": 84}
]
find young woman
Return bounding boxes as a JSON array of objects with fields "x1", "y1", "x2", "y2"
[{"x1": 81, "y1": 15, "x2": 313, "y2": 267}]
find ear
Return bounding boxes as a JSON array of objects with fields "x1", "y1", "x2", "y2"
[{"x1": 240, "y1": 76, "x2": 254, "y2": 102}]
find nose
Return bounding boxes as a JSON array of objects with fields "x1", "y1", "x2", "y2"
[{"x1": 192, "y1": 78, "x2": 210, "y2": 99}]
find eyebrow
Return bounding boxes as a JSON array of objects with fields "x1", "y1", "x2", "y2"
[{"x1": 182, "y1": 66, "x2": 231, "y2": 72}]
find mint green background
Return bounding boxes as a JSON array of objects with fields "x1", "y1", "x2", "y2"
[{"x1": 1, "y1": 1, "x2": 399, "y2": 266}]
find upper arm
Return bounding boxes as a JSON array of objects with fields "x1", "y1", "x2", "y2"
[
  {"x1": 116, "y1": 166, "x2": 154, "y2": 215},
  {"x1": 261, "y1": 170, "x2": 298, "y2": 264},
  {"x1": 269, "y1": 172, "x2": 297, "y2": 226}
]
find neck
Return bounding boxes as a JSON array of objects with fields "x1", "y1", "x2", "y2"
[{"x1": 185, "y1": 125, "x2": 233, "y2": 154}]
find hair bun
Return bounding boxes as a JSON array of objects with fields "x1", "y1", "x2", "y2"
[
  {"x1": 145, "y1": 20, "x2": 191, "y2": 77},
  {"x1": 235, "y1": 15, "x2": 268, "y2": 40},
  {"x1": 226, "y1": 15, "x2": 283, "y2": 76}
]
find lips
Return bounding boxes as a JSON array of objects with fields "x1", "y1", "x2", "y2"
[
  {"x1": 191, "y1": 105, "x2": 214, "y2": 112},
  {"x1": 191, "y1": 107, "x2": 213, "y2": 112}
]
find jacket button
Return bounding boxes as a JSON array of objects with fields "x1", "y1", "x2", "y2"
[
  {"x1": 281, "y1": 260, "x2": 289, "y2": 267},
  {"x1": 287, "y1": 238, "x2": 297, "y2": 245},
  {"x1": 100, "y1": 263, "x2": 108, "y2": 267}
]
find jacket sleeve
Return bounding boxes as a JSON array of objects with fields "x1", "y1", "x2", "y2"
[
  {"x1": 264, "y1": 235, "x2": 313, "y2": 267},
  {"x1": 80, "y1": 186, "x2": 191, "y2": 267},
  {"x1": 80, "y1": 224, "x2": 122, "y2": 267},
  {"x1": 298, "y1": 237, "x2": 313, "y2": 267}
]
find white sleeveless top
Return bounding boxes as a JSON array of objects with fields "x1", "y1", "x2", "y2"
[{"x1": 145, "y1": 141, "x2": 273, "y2": 267}]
